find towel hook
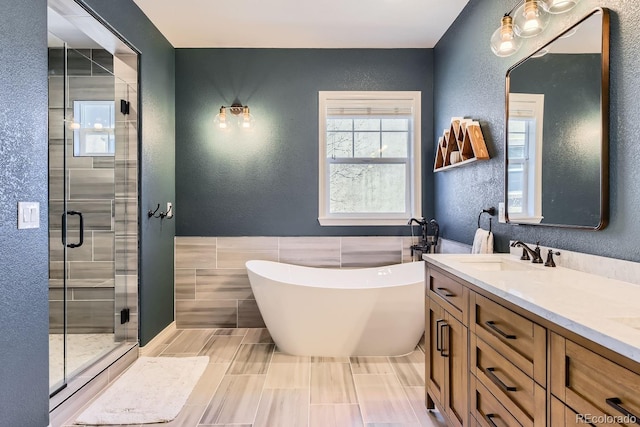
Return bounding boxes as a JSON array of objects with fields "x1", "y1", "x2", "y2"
[{"x1": 478, "y1": 207, "x2": 496, "y2": 233}]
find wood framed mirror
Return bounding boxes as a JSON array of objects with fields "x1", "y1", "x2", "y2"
[{"x1": 505, "y1": 8, "x2": 609, "y2": 229}]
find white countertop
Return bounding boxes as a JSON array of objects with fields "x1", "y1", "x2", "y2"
[{"x1": 423, "y1": 253, "x2": 640, "y2": 364}]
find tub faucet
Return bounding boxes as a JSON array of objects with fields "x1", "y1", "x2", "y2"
[{"x1": 510, "y1": 240, "x2": 543, "y2": 264}]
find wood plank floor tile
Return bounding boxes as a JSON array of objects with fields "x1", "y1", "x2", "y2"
[
  {"x1": 214, "y1": 328, "x2": 247, "y2": 336},
  {"x1": 186, "y1": 363, "x2": 229, "y2": 405},
  {"x1": 253, "y1": 388, "x2": 309, "y2": 427},
  {"x1": 350, "y1": 356, "x2": 394, "y2": 374},
  {"x1": 389, "y1": 351, "x2": 425, "y2": 387},
  {"x1": 144, "y1": 404, "x2": 206, "y2": 426},
  {"x1": 402, "y1": 386, "x2": 448, "y2": 427},
  {"x1": 265, "y1": 352, "x2": 310, "y2": 388},
  {"x1": 311, "y1": 356, "x2": 350, "y2": 363},
  {"x1": 61, "y1": 328, "x2": 435, "y2": 427},
  {"x1": 311, "y1": 363, "x2": 357, "y2": 404},
  {"x1": 242, "y1": 328, "x2": 273, "y2": 344},
  {"x1": 353, "y1": 374, "x2": 419, "y2": 424},
  {"x1": 309, "y1": 404, "x2": 364, "y2": 427},
  {"x1": 198, "y1": 335, "x2": 243, "y2": 363},
  {"x1": 227, "y1": 343, "x2": 275, "y2": 375},
  {"x1": 199, "y1": 375, "x2": 266, "y2": 424},
  {"x1": 164, "y1": 329, "x2": 215, "y2": 354}
]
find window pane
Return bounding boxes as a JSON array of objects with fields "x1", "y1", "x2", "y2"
[
  {"x1": 382, "y1": 119, "x2": 409, "y2": 131},
  {"x1": 381, "y1": 132, "x2": 408, "y2": 157},
  {"x1": 509, "y1": 133, "x2": 526, "y2": 146},
  {"x1": 508, "y1": 145, "x2": 526, "y2": 159},
  {"x1": 354, "y1": 118, "x2": 380, "y2": 131},
  {"x1": 509, "y1": 119, "x2": 527, "y2": 133},
  {"x1": 327, "y1": 118, "x2": 352, "y2": 131},
  {"x1": 354, "y1": 132, "x2": 380, "y2": 157},
  {"x1": 327, "y1": 131, "x2": 353, "y2": 158},
  {"x1": 329, "y1": 163, "x2": 406, "y2": 213}
]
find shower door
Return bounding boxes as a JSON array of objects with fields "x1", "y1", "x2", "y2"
[{"x1": 48, "y1": 25, "x2": 139, "y2": 394}]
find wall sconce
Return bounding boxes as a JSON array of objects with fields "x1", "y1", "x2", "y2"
[
  {"x1": 214, "y1": 103, "x2": 255, "y2": 129},
  {"x1": 490, "y1": 0, "x2": 580, "y2": 57}
]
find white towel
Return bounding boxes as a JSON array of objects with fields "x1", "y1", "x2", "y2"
[{"x1": 471, "y1": 228, "x2": 494, "y2": 254}]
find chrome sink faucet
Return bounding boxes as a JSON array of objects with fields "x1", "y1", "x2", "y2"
[{"x1": 510, "y1": 241, "x2": 544, "y2": 264}]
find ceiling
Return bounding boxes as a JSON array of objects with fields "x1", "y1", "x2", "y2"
[{"x1": 133, "y1": 0, "x2": 470, "y2": 48}]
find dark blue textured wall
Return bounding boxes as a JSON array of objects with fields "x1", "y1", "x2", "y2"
[
  {"x1": 83, "y1": 0, "x2": 176, "y2": 345},
  {"x1": 434, "y1": 1, "x2": 640, "y2": 260},
  {"x1": 175, "y1": 49, "x2": 434, "y2": 236},
  {"x1": 0, "y1": 1, "x2": 50, "y2": 425}
]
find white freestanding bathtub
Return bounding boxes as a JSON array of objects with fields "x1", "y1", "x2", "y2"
[{"x1": 245, "y1": 260, "x2": 425, "y2": 357}]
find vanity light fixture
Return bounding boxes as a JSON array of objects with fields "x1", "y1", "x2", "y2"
[
  {"x1": 214, "y1": 103, "x2": 255, "y2": 129},
  {"x1": 490, "y1": 0, "x2": 581, "y2": 57}
]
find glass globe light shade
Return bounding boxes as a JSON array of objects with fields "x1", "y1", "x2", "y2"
[
  {"x1": 214, "y1": 106, "x2": 228, "y2": 129},
  {"x1": 513, "y1": 0, "x2": 550, "y2": 38},
  {"x1": 490, "y1": 16, "x2": 522, "y2": 57},
  {"x1": 541, "y1": 0, "x2": 580, "y2": 14},
  {"x1": 239, "y1": 106, "x2": 255, "y2": 129}
]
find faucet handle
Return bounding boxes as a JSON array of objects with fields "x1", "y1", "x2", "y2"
[{"x1": 545, "y1": 250, "x2": 561, "y2": 267}]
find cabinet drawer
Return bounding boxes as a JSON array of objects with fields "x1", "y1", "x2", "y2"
[
  {"x1": 551, "y1": 397, "x2": 593, "y2": 427},
  {"x1": 551, "y1": 334, "x2": 640, "y2": 427},
  {"x1": 427, "y1": 267, "x2": 468, "y2": 323},
  {"x1": 471, "y1": 292, "x2": 546, "y2": 386},
  {"x1": 471, "y1": 334, "x2": 546, "y2": 427},
  {"x1": 471, "y1": 374, "x2": 524, "y2": 427}
]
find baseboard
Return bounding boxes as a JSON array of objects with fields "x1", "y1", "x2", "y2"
[{"x1": 139, "y1": 321, "x2": 177, "y2": 357}]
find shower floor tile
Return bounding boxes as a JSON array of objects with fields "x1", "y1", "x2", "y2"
[
  {"x1": 50, "y1": 333, "x2": 116, "y2": 389},
  {"x1": 60, "y1": 328, "x2": 446, "y2": 427}
]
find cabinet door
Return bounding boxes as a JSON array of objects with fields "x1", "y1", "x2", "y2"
[
  {"x1": 427, "y1": 297, "x2": 446, "y2": 407},
  {"x1": 445, "y1": 312, "x2": 469, "y2": 427}
]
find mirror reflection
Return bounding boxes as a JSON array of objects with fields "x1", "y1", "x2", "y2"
[{"x1": 505, "y1": 8, "x2": 609, "y2": 229}]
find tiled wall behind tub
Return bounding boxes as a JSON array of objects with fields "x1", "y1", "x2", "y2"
[{"x1": 174, "y1": 236, "x2": 417, "y2": 328}]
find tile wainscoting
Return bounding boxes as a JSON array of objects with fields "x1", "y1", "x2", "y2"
[{"x1": 174, "y1": 236, "x2": 422, "y2": 329}]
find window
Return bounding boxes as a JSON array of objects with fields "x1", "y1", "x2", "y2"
[
  {"x1": 73, "y1": 100, "x2": 116, "y2": 157},
  {"x1": 318, "y1": 91, "x2": 421, "y2": 226},
  {"x1": 508, "y1": 93, "x2": 544, "y2": 223}
]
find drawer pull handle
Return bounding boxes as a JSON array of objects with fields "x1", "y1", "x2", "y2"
[
  {"x1": 436, "y1": 287, "x2": 456, "y2": 297},
  {"x1": 485, "y1": 321, "x2": 517, "y2": 340},
  {"x1": 484, "y1": 413, "x2": 500, "y2": 427},
  {"x1": 485, "y1": 367, "x2": 517, "y2": 392},
  {"x1": 606, "y1": 397, "x2": 640, "y2": 425},
  {"x1": 436, "y1": 319, "x2": 445, "y2": 351}
]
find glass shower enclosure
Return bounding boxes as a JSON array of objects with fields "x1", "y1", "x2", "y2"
[{"x1": 47, "y1": 0, "x2": 139, "y2": 396}]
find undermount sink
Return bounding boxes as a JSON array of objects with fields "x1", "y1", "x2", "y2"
[
  {"x1": 453, "y1": 257, "x2": 537, "y2": 272},
  {"x1": 609, "y1": 317, "x2": 640, "y2": 331}
]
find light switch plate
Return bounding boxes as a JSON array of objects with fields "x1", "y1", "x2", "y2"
[
  {"x1": 498, "y1": 202, "x2": 506, "y2": 223},
  {"x1": 18, "y1": 201, "x2": 40, "y2": 229}
]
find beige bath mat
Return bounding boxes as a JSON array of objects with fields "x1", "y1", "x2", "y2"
[{"x1": 74, "y1": 356, "x2": 208, "y2": 425}]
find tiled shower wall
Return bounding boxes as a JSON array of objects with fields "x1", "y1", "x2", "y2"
[
  {"x1": 174, "y1": 236, "x2": 418, "y2": 329},
  {"x1": 48, "y1": 48, "x2": 138, "y2": 337}
]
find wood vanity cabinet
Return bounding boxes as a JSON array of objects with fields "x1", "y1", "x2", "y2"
[
  {"x1": 425, "y1": 263, "x2": 640, "y2": 427},
  {"x1": 425, "y1": 262, "x2": 640, "y2": 427},
  {"x1": 550, "y1": 332, "x2": 640, "y2": 427},
  {"x1": 426, "y1": 268, "x2": 469, "y2": 427}
]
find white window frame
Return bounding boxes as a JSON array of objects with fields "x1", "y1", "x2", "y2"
[
  {"x1": 508, "y1": 93, "x2": 544, "y2": 224},
  {"x1": 318, "y1": 91, "x2": 422, "y2": 226}
]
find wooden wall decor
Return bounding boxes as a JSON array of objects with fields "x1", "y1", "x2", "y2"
[{"x1": 434, "y1": 117, "x2": 490, "y2": 172}]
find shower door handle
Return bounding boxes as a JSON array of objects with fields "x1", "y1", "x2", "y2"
[{"x1": 62, "y1": 210, "x2": 84, "y2": 248}]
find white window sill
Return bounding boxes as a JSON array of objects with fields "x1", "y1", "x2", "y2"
[
  {"x1": 318, "y1": 217, "x2": 412, "y2": 226},
  {"x1": 509, "y1": 215, "x2": 544, "y2": 224}
]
